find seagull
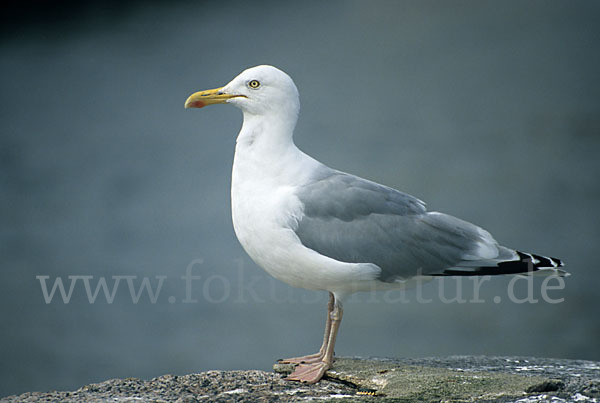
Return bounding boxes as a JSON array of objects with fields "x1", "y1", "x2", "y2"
[{"x1": 184, "y1": 65, "x2": 567, "y2": 384}]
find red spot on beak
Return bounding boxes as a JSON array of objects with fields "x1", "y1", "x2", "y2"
[{"x1": 187, "y1": 100, "x2": 206, "y2": 108}]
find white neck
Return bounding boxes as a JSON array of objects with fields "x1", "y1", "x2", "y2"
[
  {"x1": 231, "y1": 106, "x2": 324, "y2": 201},
  {"x1": 234, "y1": 103, "x2": 300, "y2": 168}
]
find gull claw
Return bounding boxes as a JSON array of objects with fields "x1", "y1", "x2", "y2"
[
  {"x1": 284, "y1": 361, "x2": 330, "y2": 384},
  {"x1": 279, "y1": 352, "x2": 324, "y2": 365}
]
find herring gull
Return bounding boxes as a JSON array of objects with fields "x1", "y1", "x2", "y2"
[{"x1": 184, "y1": 65, "x2": 567, "y2": 383}]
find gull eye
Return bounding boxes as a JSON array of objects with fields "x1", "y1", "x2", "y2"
[{"x1": 248, "y1": 80, "x2": 261, "y2": 89}]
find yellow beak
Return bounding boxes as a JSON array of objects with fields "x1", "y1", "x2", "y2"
[{"x1": 184, "y1": 86, "x2": 245, "y2": 109}]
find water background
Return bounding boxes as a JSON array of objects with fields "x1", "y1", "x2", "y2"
[{"x1": 1, "y1": 0, "x2": 599, "y2": 397}]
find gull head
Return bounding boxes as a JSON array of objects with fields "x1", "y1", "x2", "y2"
[{"x1": 185, "y1": 65, "x2": 300, "y2": 118}]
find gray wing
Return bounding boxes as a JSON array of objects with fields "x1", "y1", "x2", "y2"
[{"x1": 294, "y1": 168, "x2": 502, "y2": 281}]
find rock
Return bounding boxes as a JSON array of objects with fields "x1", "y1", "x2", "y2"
[
  {"x1": 3, "y1": 356, "x2": 599, "y2": 402},
  {"x1": 277, "y1": 356, "x2": 600, "y2": 401},
  {"x1": 2, "y1": 371, "x2": 357, "y2": 403}
]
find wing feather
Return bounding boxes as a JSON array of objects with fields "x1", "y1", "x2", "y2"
[{"x1": 294, "y1": 170, "x2": 499, "y2": 281}]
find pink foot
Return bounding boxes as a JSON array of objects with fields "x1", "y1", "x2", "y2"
[
  {"x1": 285, "y1": 361, "x2": 330, "y2": 384},
  {"x1": 279, "y1": 352, "x2": 324, "y2": 365}
]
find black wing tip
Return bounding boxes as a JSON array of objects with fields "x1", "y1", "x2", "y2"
[
  {"x1": 517, "y1": 251, "x2": 564, "y2": 268},
  {"x1": 433, "y1": 250, "x2": 565, "y2": 277}
]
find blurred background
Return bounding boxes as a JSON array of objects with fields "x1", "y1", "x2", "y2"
[{"x1": 1, "y1": 0, "x2": 599, "y2": 397}]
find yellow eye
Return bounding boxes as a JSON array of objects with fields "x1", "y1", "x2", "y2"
[{"x1": 248, "y1": 80, "x2": 260, "y2": 89}]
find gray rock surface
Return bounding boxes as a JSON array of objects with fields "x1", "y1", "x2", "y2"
[{"x1": 3, "y1": 356, "x2": 599, "y2": 402}]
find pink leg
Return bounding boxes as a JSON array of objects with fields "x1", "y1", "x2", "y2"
[
  {"x1": 285, "y1": 294, "x2": 343, "y2": 384},
  {"x1": 279, "y1": 292, "x2": 334, "y2": 364}
]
